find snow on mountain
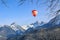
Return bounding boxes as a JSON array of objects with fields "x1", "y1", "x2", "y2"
[
  {"x1": 10, "y1": 22, "x2": 29, "y2": 32},
  {"x1": 0, "y1": 25, "x2": 16, "y2": 38},
  {"x1": 10, "y1": 22, "x2": 26, "y2": 35},
  {"x1": 20, "y1": 21, "x2": 45, "y2": 31},
  {"x1": 24, "y1": 21, "x2": 46, "y2": 33},
  {"x1": 10, "y1": 22, "x2": 20, "y2": 31},
  {"x1": 21, "y1": 25, "x2": 30, "y2": 31},
  {"x1": 49, "y1": 14, "x2": 60, "y2": 25},
  {"x1": 42, "y1": 14, "x2": 60, "y2": 28},
  {"x1": 0, "y1": 14, "x2": 60, "y2": 39},
  {"x1": 30, "y1": 21, "x2": 45, "y2": 28},
  {"x1": 31, "y1": 21, "x2": 40, "y2": 28},
  {"x1": 0, "y1": 20, "x2": 47, "y2": 40},
  {"x1": 0, "y1": 21, "x2": 45, "y2": 38}
]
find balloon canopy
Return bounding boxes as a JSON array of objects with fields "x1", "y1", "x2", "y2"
[{"x1": 32, "y1": 10, "x2": 38, "y2": 17}]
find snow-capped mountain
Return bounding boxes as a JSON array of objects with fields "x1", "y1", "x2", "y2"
[
  {"x1": 10, "y1": 22, "x2": 20, "y2": 31},
  {"x1": 0, "y1": 23, "x2": 28, "y2": 38},
  {"x1": 49, "y1": 14, "x2": 60, "y2": 25},
  {"x1": 0, "y1": 25, "x2": 16, "y2": 38},
  {"x1": 1, "y1": 14, "x2": 60, "y2": 39},
  {"x1": 42, "y1": 14, "x2": 60, "y2": 28},
  {"x1": 31, "y1": 21, "x2": 45, "y2": 28},
  {"x1": 0, "y1": 21, "x2": 45, "y2": 37},
  {"x1": 10, "y1": 22, "x2": 27, "y2": 35},
  {"x1": 10, "y1": 22, "x2": 30, "y2": 32},
  {"x1": 24, "y1": 21, "x2": 46, "y2": 33}
]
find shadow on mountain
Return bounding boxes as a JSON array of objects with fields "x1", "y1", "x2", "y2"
[{"x1": 7, "y1": 25, "x2": 60, "y2": 40}]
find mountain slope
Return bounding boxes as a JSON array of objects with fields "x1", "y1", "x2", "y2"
[
  {"x1": 0, "y1": 25, "x2": 16, "y2": 38},
  {"x1": 1, "y1": 14, "x2": 60, "y2": 40},
  {"x1": 7, "y1": 14, "x2": 60, "y2": 40},
  {"x1": 49, "y1": 14, "x2": 60, "y2": 25},
  {"x1": 42, "y1": 14, "x2": 60, "y2": 28}
]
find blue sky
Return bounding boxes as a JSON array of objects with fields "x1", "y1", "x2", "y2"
[{"x1": 0, "y1": 0, "x2": 50, "y2": 25}]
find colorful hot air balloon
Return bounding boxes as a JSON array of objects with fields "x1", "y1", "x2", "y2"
[{"x1": 32, "y1": 10, "x2": 38, "y2": 17}]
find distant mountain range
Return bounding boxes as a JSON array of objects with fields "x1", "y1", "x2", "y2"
[{"x1": 0, "y1": 14, "x2": 60, "y2": 40}]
